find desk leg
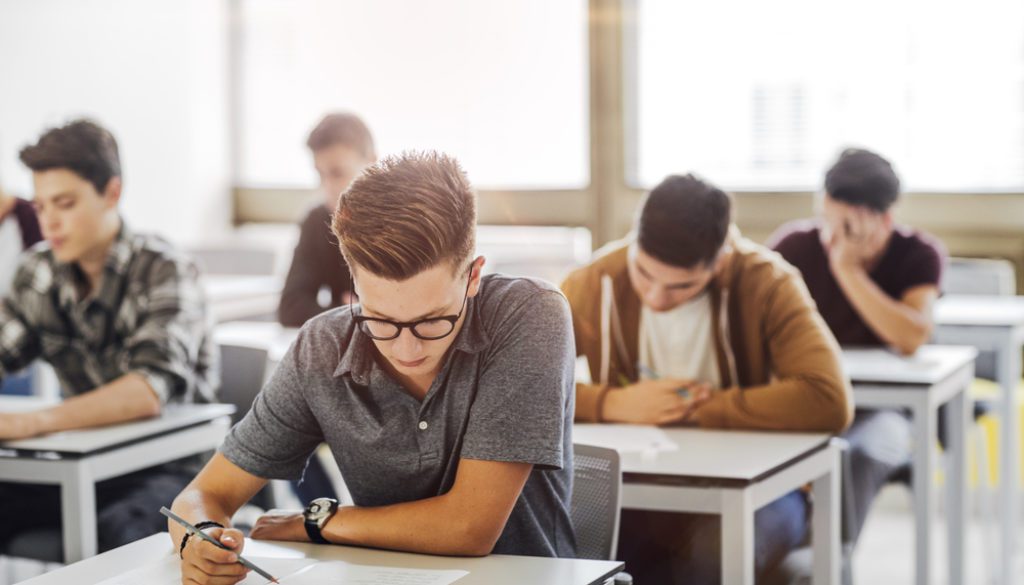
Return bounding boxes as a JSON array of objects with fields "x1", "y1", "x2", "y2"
[
  {"x1": 945, "y1": 387, "x2": 968, "y2": 585},
  {"x1": 61, "y1": 461, "x2": 97, "y2": 563},
  {"x1": 721, "y1": 487, "x2": 755, "y2": 585},
  {"x1": 912, "y1": 400, "x2": 936, "y2": 585},
  {"x1": 812, "y1": 444, "x2": 840, "y2": 585},
  {"x1": 996, "y1": 335, "x2": 1020, "y2": 585}
]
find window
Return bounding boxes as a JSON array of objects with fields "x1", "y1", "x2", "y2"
[
  {"x1": 237, "y1": 0, "x2": 589, "y2": 190},
  {"x1": 628, "y1": 0, "x2": 1024, "y2": 192}
]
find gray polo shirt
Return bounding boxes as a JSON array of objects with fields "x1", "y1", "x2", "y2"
[{"x1": 220, "y1": 274, "x2": 577, "y2": 558}]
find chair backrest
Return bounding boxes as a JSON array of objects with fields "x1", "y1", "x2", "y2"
[
  {"x1": 217, "y1": 344, "x2": 270, "y2": 424},
  {"x1": 944, "y1": 257, "x2": 1016, "y2": 297},
  {"x1": 943, "y1": 257, "x2": 1017, "y2": 380},
  {"x1": 572, "y1": 443, "x2": 622, "y2": 561}
]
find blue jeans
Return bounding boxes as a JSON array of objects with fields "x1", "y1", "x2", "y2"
[
  {"x1": 290, "y1": 454, "x2": 338, "y2": 504},
  {"x1": 617, "y1": 490, "x2": 809, "y2": 584},
  {"x1": 0, "y1": 368, "x2": 34, "y2": 396}
]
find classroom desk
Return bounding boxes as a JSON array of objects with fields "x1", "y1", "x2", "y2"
[
  {"x1": 933, "y1": 294, "x2": 1024, "y2": 585},
  {"x1": 201, "y1": 275, "x2": 283, "y2": 323},
  {"x1": 842, "y1": 345, "x2": 977, "y2": 585},
  {"x1": 15, "y1": 532, "x2": 625, "y2": 585},
  {"x1": 0, "y1": 401, "x2": 235, "y2": 563},
  {"x1": 574, "y1": 425, "x2": 840, "y2": 585}
]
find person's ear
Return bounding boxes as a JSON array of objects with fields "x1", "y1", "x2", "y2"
[
  {"x1": 102, "y1": 177, "x2": 122, "y2": 209},
  {"x1": 467, "y1": 256, "x2": 486, "y2": 298},
  {"x1": 711, "y1": 245, "x2": 731, "y2": 276},
  {"x1": 880, "y1": 209, "x2": 895, "y2": 230}
]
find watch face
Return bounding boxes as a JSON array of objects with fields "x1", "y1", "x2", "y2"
[{"x1": 306, "y1": 498, "x2": 338, "y2": 524}]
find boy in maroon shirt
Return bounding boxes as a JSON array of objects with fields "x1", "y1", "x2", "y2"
[{"x1": 770, "y1": 148, "x2": 946, "y2": 540}]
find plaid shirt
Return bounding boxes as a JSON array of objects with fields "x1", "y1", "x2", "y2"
[{"x1": 0, "y1": 223, "x2": 217, "y2": 403}]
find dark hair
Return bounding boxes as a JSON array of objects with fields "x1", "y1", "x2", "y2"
[
  {"x1": 306, "y1": 112, "x2": 376, "y2": 160},
  {"x1": 824, "y1": 148, "x2": 900, "y2": 212},
  {"x1": 19, "y1": 119, "x2": 121, "y2": 194},
  {"x1": 332, "y1": 151, "x2": 476, "y2": 280},
  {"x1": 636, "y1": 173, "x2": 733, "y2": 268}
]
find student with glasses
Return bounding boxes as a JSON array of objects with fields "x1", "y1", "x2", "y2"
[{"x1": 169, "y1": 151, "x2": 577, "y2": 585}]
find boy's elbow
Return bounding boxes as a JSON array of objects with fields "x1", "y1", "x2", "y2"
[
  {"x1": 892, "y1": 321, "x2": 933, "y2": 356},
  {"x1": 448, "y1": 516, "x2": 503, "y2": 557},
  {"x1": 812, "y1": 376, "x2": 854, "y2": 434}
]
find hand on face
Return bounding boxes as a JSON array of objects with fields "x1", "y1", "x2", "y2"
[{"x1": 825, "y1": 206, "x2": 889, "y2": 272}]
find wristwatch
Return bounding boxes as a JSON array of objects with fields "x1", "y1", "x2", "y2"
[{"x1": 303, "y1": 497, "x2": 339, "y2": 544}]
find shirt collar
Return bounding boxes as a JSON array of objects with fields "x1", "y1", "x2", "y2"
[{"x1": 54, "y1": 221, "x2": 133, "y2": 311}]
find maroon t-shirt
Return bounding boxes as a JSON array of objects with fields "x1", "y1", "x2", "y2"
[{"x1": 769, "y1": 219, "x2": 946, "y2": 347}]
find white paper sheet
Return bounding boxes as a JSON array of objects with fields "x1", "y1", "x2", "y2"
[
  {"x1": 93, "y1": 555, "x2": 467, "y2": 585},
  {"x1": 94, "y1": 555, "x2": 317, "y2": 585},
  {"x1": 573, "y1": 423, "x2": 679, "y2": 455},
  {"x1": 283, "y1": 561, "x2": 468, "y2": 584}
]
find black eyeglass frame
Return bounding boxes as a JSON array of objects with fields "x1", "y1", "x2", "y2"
[{"x1": 350, "y1": 263, "x2": 475, "y2": 341}]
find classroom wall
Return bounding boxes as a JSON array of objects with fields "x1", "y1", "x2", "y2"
[{"x1": 0, "y1": 0, "x2": 232, "y2": 246}]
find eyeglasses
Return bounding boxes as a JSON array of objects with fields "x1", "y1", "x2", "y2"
[{"x1": 351, "y1": 271, "x2": 473, "y2": 341}]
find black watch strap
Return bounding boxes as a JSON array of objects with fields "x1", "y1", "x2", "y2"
[
  {"x1": 179, "y1": 521, "x2": 224, "y2": 558},
  {"x1": 304, "y1": 519, "x2": 330, "y2": 544}
]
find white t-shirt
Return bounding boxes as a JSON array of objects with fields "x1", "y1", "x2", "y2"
[
  {"x1": 0, "y1": 216, "x2": 23, "y2": 298},
  {"x1": 637, "y1": 291, "x2": 721, "y2": 388}
]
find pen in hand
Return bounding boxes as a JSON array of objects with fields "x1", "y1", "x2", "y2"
[
  {"x1": 160, "y1": 506, "x2": 280, "y2": 584},
  {"x1": 637, "y1": 364, "x2": 691, "y2": 399}
]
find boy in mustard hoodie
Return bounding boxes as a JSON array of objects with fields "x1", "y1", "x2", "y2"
[{"x1": 562, "y1": 173, "x2": 852, "y2": 584}]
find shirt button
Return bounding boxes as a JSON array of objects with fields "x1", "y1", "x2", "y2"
[{"x1": 418, "y1": 421, "x2": 429, "y2": 430}]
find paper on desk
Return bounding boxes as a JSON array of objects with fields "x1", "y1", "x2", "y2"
[
  {"x1": 574, "y1": 424, "x2": 679, "y2": 454},
  {"x1": 93, "y1": 555, "x2": 317, "y2": 585},
  {"x1": 93, "y1": 555, "x2": 466, "y2": 585},
  {"x1": 282, "y1": 561, "x2": 468, "y2": 584}
]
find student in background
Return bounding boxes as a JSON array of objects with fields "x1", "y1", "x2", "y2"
[
  {"x1": 0, "y1": 119, "x2": 217, "y2": 552},
  {"x1": 0, "y1": 186, "x2": 43, "y2": 297},
  {"x1": 562, "y1": 174, "x2": 851, "y2": 584},
  {"x1": 170, "y1": 152, "x2": 576, "y2": 585},
  {"x1": 0, "y1": 186, "x2": 43, "y2": 395},
  {"x1": 278, "y1": 112, "x2": 376, "y2": 327},
  {"x1": 769, "y1": 147, "x2": 945, "y2": 541}
]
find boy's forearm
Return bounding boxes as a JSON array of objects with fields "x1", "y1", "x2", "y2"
[{"x1": 34, "y1": 373, "x2": 161, "y2": 434}]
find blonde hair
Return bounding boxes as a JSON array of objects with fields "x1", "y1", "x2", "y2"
[{"x1": 332, "y1": 151, "x2": 476, "y2": 280}]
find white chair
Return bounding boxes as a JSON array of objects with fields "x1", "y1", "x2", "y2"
[
  {"x1": 572, "y1": 443, "x2": 631, "y2": 584},
  {"x1": 940, "y1": 256, "x2": 1015, "y2": 583}
]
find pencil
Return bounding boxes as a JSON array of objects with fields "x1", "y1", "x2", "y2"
[{"x1": 160, "y1": 506, "x2": 280, "y2": 584}]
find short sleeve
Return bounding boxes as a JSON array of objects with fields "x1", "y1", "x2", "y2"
[
  {"x1": 460, "y1": 288, "x2": 575, "y2": 471},
  {"x1": 219, "y1": 330, "x2": 325, "y2": 480},
  {"x1": 896, "y1": 238, "x2": 945, "y2": 295}
]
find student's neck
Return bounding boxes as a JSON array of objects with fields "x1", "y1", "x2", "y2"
[
  {"x1": 76, "y1": 218, "x2": 121, "y2": 296},
  {"x1": 379, "y1": 356, "x2": 438, "y2": 401},
  {"x1": 397, "y1": 367, "x2": 439, "y2": 401}
]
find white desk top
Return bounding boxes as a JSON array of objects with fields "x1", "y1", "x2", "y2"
[
  {"x1": 841, "y1": 345, "x2": 977, "y2": 385},
  {"x1": 0, "y1": 394, "x2": 57, "y2": 413},
  {"x1": 0, "y1": 403, "x2": 235, "y2": 455},
  {"x1": 201, "y1": 275, "x2": 283, "y2": 301},
  {"x1": 214, "y1": 320, "x2": 300, "y2": 363},
  {"x1": 574, "y1": 424, "x2": 830, "y2": 485},
  {"x1": 935, "y1": 294, "x2": 1024, "y2": 327},
  {"x1": 18, "y1": 533, "x2": 623, "y2": 585}
]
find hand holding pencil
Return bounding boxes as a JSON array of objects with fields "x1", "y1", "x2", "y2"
[{"x1": 162, "y1": 506, "x2": 280, "y2": 585}]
